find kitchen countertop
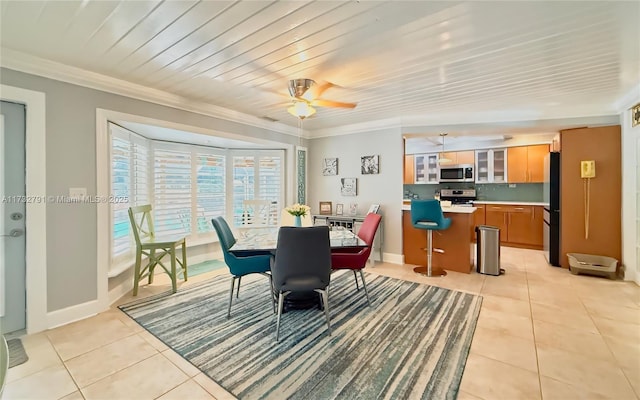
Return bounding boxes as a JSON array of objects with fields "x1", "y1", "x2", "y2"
[
  {"x1": 401, "y1": 204, "x2": 477, "y2": 213},
  {"x1": 472, "y1": 201, "x2": 548, "y2": 206}
]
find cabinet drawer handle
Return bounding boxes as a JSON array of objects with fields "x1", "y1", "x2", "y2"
[{"x1": 514, "y1": 207, "x2": 524, "y2": 210}]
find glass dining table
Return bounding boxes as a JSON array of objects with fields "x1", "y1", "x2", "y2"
[
  {"x1": 228, "y1": 226, "x2": 367, "y2": 255},
  {"x1": 228, "y1": 226, "x2": 367, "y2": 312}
]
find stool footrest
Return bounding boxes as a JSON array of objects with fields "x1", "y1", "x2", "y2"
[{"x1": 413, "y1": 266, "x2": 447, "y2": 277}]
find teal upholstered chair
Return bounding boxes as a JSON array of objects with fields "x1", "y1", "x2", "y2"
[
  {"x1": 211, "y1": 216, "x2": 273, "y2": 318},
  {"x1": 128, "y1": 205, "x2": 187, "y2": 296},
  {"x1": 410, "y1": 199, "x2": 451, "y2": 277}
]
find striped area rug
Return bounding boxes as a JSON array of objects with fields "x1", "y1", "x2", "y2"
[{"x1": 119, "y1": 271, "x2": 482, "y2": 400}]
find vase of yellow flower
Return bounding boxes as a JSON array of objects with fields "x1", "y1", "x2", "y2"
[{"x1": 285, "y1": 203, "x2": 310, "y2": 227}]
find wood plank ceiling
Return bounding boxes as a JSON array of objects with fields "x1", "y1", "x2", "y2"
[{"x1": 1, "y1": 1, "x2": 638, "y2": 133}]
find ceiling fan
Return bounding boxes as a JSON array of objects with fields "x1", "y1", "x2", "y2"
[{"x1": 287, "y1": 78, "x2": 357, "y2": 119}]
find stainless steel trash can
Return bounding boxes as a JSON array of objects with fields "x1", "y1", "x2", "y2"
[{"x1": 476, "y1": 225, "x2": 504, "y2": 275}]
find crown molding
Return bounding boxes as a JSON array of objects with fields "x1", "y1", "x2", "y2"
[
  {"x1": 614, "y1": 84, "x2": 640, "y2": 111},
  {"x1": 0, "y1": 48, "x2": 314, "y2": 139}
]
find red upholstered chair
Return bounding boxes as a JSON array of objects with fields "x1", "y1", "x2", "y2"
[{"x1": 330, "y1": 213, "x2": 382, "y2": 305}]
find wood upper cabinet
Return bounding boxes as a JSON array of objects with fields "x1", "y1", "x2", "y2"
[
  {"x1": 404, "y1": 155, "x2": 415, "y2": 184},
  {"x1": 440, "y1": 151, "x2": 475, "y2": 165},
  {"x1": 456, "y1": 151, "x2": 475, "y2": 165},
  {"x1": 507, "y1": 145, "x2": 549, "y2": 183},
  {"x1": 484, "y1": 204, "x2": 543, "y2": 248}
]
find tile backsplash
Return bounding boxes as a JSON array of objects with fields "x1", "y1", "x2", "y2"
[{"x1": 404, "y1": 182, "x2": 543, "y2": 202}]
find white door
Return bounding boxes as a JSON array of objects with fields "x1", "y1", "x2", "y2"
[{"x1": 0, "y1": 101, "x2": 26, "y2": 334}]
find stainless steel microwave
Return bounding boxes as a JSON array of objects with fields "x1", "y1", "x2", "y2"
[{"x1": 439, "y1": 164, "x2": 474, "y2": 182}]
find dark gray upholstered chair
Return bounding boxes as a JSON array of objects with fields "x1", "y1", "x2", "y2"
[{"x1": 271, "y1": 226, "x2": 332, "y2": 342}]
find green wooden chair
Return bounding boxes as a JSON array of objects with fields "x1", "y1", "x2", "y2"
[{"x1": 128, "y1": 205, "x2": 187, "y2": 296}]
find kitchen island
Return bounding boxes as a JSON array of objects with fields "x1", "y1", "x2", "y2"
[{"x1": 402, "y1": 204, "x2": 477, "y2": 274}]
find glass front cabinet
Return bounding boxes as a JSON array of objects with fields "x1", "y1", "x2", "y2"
[
  {"x1": 414, "y1": 153, "x2": 439, "y2": 184},
  {"x1": 475, "y1": 149, "x2": 507, "y2": 183}
]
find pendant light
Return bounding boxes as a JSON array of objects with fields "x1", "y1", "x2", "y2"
[{"x1": 438, "y1": 133, "x2": 452, "y2": 164}]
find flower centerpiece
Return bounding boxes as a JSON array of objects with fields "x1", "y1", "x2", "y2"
[{"x1": 285, "y1": 203, "x2": 310, "y2": 227}]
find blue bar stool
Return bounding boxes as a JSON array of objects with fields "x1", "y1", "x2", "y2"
[{"x1": 410, "y1": 199, "x2": 451, "y2": 277}]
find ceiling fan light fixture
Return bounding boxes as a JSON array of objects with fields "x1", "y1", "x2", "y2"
[
  {"x1": 288, "y1": 78, "x2": 316, "y2": 98},
  {"x1": 288, "y1": 101, "x2": 316, "y2": 119}
]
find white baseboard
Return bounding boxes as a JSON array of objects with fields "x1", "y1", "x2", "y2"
[
  {"x1": 46, "y1": 299, "x2": 103, "y2": 330},
  {"x1": 382, "y1": 252, "x2": 403, "y2": 265}
]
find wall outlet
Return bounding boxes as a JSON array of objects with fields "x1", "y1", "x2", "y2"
[{"x1": 508, "y1": 184, "x2": 517, "y2": 188}]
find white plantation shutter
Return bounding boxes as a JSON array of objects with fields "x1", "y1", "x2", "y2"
[
  {"x1": 231, "y1": 151, "x2": 284, "y2": 226},
  {"x1": 196, "y1": 152, "x2": 225, "y2": 233},
  {"x1": 259, "y1": 156, "x2": 282, "y2": 222},
  {"x1": 154, "y1": 148, "x2": 192, "y2": 237},
  {"x1": 111, "y1": 135, "x2": 131, "y2": 259},
  {"x1": 110, "y1": 124, "x2": 150, "y2": 263}
]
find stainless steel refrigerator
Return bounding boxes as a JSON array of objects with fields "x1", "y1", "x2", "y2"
[{"x1": 543, "y1": 152, "x2": 560, "y2": 266}]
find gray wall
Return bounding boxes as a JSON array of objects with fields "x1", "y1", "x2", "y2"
[
  {"x1": 309, "y1": 128, "x2": 404, "y2": 257},
  {"x1": 1, "y1": 68, "x2": 301, "y2": 312}
]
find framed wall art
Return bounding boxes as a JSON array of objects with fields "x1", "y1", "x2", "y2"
[
  {"x1": 319, "y1": 201, "x2": 333, "y2": 215},
  {"x1": 296, "y1": 146, "x2": 308, "y2": 204},
  {"x1": 322, "y1": 157, "x2": 338, "y2": 176},
  {"x1": 361, "y1": 154, "x2": 379, "y2": 174},
  {"x1": 632, "y1": 103, "x2": 640, "y2": 127},
  {"x1": 340, "y1": 177, "x2": 357, "y2": 196},
  {"x1": 335, "y1": 203, "x2": 344, "y2": 215},
  {"x1": 349, "y1": 203, "x2": 358, "y2": 216}
]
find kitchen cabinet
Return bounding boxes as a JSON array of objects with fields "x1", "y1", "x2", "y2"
[
  {"x1": 471, "y1": 204, "x2": 486, "y2": 241},
  {"x1": 475, "y1": 149, "x2": 507, "y2": 183},
  {"x1": 403, "y1": 210, "x2": 474, "y2": 273},
  {"x1": 440, "y1": 151, "x2": 475, "y2": 165},
  {"x1": 414, "y1": 153, "x2": 439, "y2": 184},
  {"x1": 484, "y1": 204, "x2": 543, "y2": 248},
  {"x1": 404, "y1": 155, "x2": 414, "y2": 184},
  {"x1": 507, "y1": 144, "x2": 549, "y2": 183}
]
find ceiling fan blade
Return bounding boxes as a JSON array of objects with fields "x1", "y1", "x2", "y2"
[
  {"x1": 303, "y1": 81, "x2": 335, "y2": 101},
  {"x1": 311, "y1": 99, "x2": 357, "y2": 109}
]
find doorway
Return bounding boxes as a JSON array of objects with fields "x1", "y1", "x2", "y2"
[{"x1": 0, "y1": 101, "x2": 26, "y2": 334}]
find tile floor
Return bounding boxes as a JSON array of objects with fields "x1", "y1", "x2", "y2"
[{"x1": 3, "y1": 247, "x2": 640, "y2": 399}]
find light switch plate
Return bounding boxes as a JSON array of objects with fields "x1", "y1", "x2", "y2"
[{"x1": 69, "y1": 187, "x2": 87, "y2": 199}]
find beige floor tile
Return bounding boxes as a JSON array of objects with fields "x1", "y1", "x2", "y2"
[
  {"x1": 477, "y1": 308, "x2": 534, "y2": 341},
  {"x1": 602, "y1": 335, "x2": 640, "y2": 396},
  {"x1": 582, "y1": 299, "x2": 640, "y2": 325},
  {"x1": 138, "y1": 330, "x2": 170, "y2": 352},
  {"x1": 80, "y1": 354, "x2": 189, "y2": 400},
  {"x1": 46, "y1": 314, "x2": 137, "y2": 361},
  {"x1": 481, "y1": 279, "x2": 529, "y2": 301},
  {"x1": 530, "y1": 302, "x2": 598, "y2": 333},
  {"x1": 193, "y1": 373, "x2": 237, "y2": 400},
  {"x1": 59, "y1": 391, "x2": 86, "y2": 400},
  {"x1": 3, "y1": 364, "x2": 78, "y2": 400},
  {"x1": 6, "y1": 332, "x2": 63, "y2": 383},
  {"x1": 104, "y1": 308, "x2": 145, "y2": 333},
  {"x1": 528, "y1": 283, "x2": 583, "y2": 309},
  {"x1": 480, "y1": 294, "x2": 531, "y2": 318},
  {"x1": 456, "y1": 391, "x2": 484, "y2": 400},
  {"x1": 592, "y1": 316, "x2": 640, "y2": 342},
  {"x1": 162, "y1": 348, "x2": 202, "y2": 377},
  {"x1": 157, "y1": 380, "x2": 216, "y2": 400},
  {"x1": 536, "y1": 343, "x2": 636, "y2": 399},
  {"x1": 460, "y1": 354, "x2": 541, "y2": 400},
  {"x1": 533, "y1": 320, "x2": 615, "y2": 362},
  {"x1": 540, "y1": 376, "x2": 611, "y2": 400},
  {"x1": 65, "y1": 333, "x2": 158, "y2": 388},
  {"x1": 470, "y1": 326, "x2": 537, "y2": 372}
]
